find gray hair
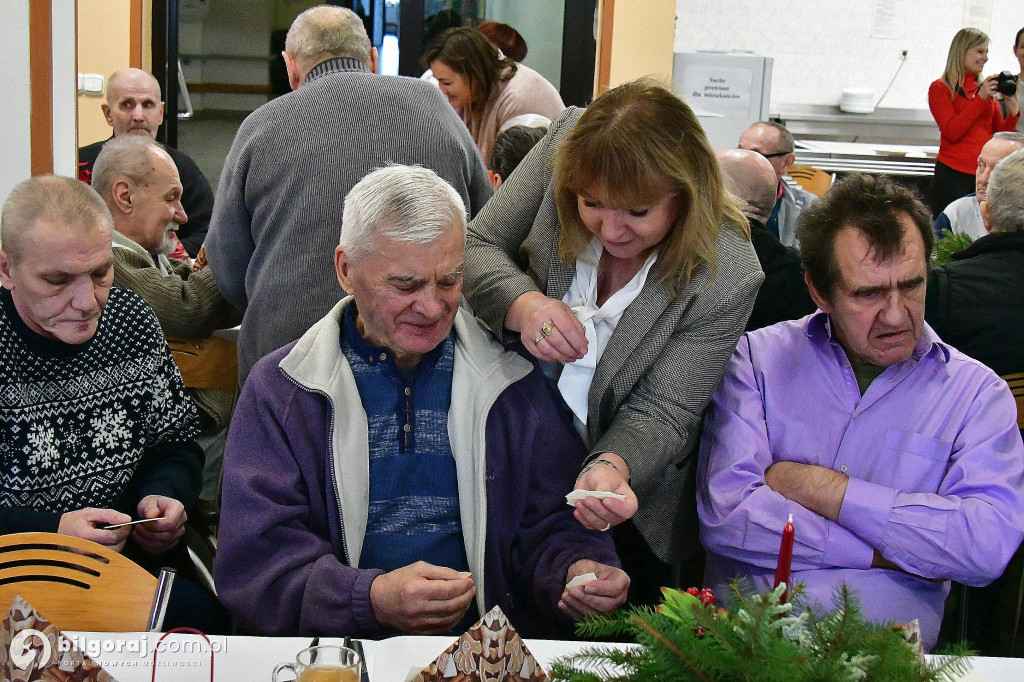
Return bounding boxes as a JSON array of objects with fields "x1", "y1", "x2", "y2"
[
  {"x1": 1, "y1": 175, "x2": 113, "y2": 262},
  {"x1": 986, "y1": 148, "x2": 1024, "y2": 233},
  {"x1": 991, "y1": 131, "x2": 1024, "y2": 146},
  {"x1": 92, "y1": 135, "x2": 161, "y2": 200},
  {"x1": 285, "y1": 5, "x2": 371, "y2": 66},
  {"x1": 340, "y1": 165, "x2": 467, "y2": 262}
]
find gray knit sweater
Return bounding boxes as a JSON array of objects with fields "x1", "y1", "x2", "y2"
[{"x1": 205, "y1": 57, "x2": 493, "y2": 384}]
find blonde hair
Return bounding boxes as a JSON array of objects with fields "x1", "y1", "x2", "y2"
[
  {"x1": 554, "y1": 79, "x2": 748, "y2": 294},
  {"x1": 941, "y1": 28, "x2": 988, "y2": 100}
]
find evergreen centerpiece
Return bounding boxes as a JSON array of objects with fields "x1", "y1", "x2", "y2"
[
  {"x1": 932, "y1": 229, "x2": 975, "y2": 266},
  {"x1": 549, "y1": 582, "x2": 972, "y2": 682}
]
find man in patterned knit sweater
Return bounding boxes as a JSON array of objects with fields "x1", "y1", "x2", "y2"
[
  {"x1": 0, "y1": 176, "x2": 220, "y2": 626},
  {"x1": 205, "y1": 4, "x2": 492, "y2": 386},
  {"x1": 92, "y1": 135, "x2": 241, "y2": 499}
]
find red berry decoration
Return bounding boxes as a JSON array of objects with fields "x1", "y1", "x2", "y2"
[
  {"x1": 686, "y1": 587, "x2": 700, "y2": 597},
  {"x1": 699, "y1": 588, "x2": 715, "y2": 606}
]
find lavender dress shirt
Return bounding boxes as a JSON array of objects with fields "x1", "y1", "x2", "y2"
[{"x1": 698, "y1": 312, "x2": 1024, "y2": 650}]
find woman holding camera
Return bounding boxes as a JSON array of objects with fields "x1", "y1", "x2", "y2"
[
  {"x1": 463, "y1": 80, "x2": 762, "y2": 605},
  {"x1": 423, "y1": 27, "x2": 564, "y2": 163},
  {"x1": 928, "y1": 28, "x2": 1020, "y2": 217}
]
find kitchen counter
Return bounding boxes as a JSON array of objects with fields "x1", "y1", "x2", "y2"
[{"x1": 772, "y1": 104, "x2": 939, "y2": 146}]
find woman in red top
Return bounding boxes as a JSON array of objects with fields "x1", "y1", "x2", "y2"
[{"x1": 928, "y1": 28, "x2": 1020, "y2": 217}]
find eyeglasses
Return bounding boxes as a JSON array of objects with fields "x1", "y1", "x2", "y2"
[{"x1": 758, "y1": 150, "x2": 793, "y2": 159}]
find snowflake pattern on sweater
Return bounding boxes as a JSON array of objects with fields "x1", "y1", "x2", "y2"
[{"x1": 0, "y1": 287, "x2": 199, "y2": 514}]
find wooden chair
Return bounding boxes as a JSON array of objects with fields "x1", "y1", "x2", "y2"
[
  {"x1": 787, "y1": 164, "x2": 833, "y2": 197},
  {"x1": 0, "y1": 533, "x2": 175, "y2": 632},
  {"x1": 1003, "y1": 372, "x2": 1024, "y2": 431},
  {"x1": 167, "y1": 335, "x2": 238, "y2": 393},
  {"x1": 1005, "y1": 372, "x2": 1024, "y2": 653}
]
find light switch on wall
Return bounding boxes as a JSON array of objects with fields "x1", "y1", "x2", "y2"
[{"x1": 78, "y1": 73, "x2": 104, "y2": 95}]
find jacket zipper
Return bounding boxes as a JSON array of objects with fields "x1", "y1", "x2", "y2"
[{"x1": 283, "y1": 373, "x2": 349, "y2": 566}]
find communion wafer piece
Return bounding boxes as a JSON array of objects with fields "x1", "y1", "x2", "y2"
[
  {"x1": 565, "y1": 489, "x2": 626, "y2": 507},
  {"x1": 566, "y1": 572, "x2": 598, "y2": 590}
]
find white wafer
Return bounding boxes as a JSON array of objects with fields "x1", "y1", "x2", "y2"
[
  {"x1": 565, "y1": 489, "x2": 626, "y2": 507},
  {"x1": 566, "y1": 572, "x2": 598, "y2": 590}
]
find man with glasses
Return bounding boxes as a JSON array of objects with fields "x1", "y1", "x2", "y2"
[{"x1": 738, "y1": 121, "x2": 817, "y2": 247}]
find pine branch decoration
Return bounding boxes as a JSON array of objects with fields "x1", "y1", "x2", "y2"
[{"x1": 549, "y1": 581, "x2": 972, "y2": 682}]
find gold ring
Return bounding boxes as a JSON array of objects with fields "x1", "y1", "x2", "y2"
[
  {"x1": 541, "y1": 321, "x2": 554, "y2": 337},
  {"x1": 601, "y1": 522, "x2": 611, "y2": 532}
]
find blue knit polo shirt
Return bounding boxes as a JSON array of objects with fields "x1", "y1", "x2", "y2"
[{"x1": 339, "y1": 304, "x2": 470, "y2": 577}]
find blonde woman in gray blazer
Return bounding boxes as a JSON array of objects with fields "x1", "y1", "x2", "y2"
[{"x1": 463, "y1": 80, "x2": 764, "y2": 604}]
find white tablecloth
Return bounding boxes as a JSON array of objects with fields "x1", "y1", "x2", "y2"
[{"x1": 65, "y1": 632, "x2": 1024, "y2": 681}]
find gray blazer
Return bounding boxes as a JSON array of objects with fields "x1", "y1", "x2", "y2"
[{"x1": 463, "y1": 107, "x2": 764, "y2": 564}]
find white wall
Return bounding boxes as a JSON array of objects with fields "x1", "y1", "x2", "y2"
[
  {"x1": 0, "y1": 1, "x2": 32, "y2": 205},
  {"x1": 52, "y1": 0, "x2": 77, "y2": 177},
  {"x1": 674, "y1": 0, "x2": 1024, "y2": 112},
  {"x1": 486, "y1": 0, "x2": 566, "y2": 90}
]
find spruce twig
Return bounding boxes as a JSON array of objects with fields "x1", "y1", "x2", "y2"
[{"x1": 630, "y1": 614, "x2": 710, "y2": 681}]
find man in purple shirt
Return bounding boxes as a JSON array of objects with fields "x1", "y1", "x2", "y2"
[{"x1": 698, "y1": 173, "x2": 1024, "y2": 650}]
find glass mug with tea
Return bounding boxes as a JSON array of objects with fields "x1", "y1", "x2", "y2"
[{"x1": 272, "y1": 645, "x2": 362, "y2": 682}]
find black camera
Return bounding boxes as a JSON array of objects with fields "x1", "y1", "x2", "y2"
[{"x1": 995, "y1": 71, "x2": 1018, "y2": 97}]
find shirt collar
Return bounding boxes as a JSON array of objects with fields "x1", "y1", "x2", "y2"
[
  {"x1": 305, "y1": 56, "x2": 370, "y2": 85},
  {"x1": 804, "y1": 310, "x2": 950, "y2": 365},
  {"x1": 340, "y1": 300, "x2": 452, "y2": 371}
]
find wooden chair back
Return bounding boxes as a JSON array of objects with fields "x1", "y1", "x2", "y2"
[
  {"x1": 1004, "y1": 372, "x2": 1024, "y2": 431},
  {"x1": 787, "y1": 164, "x2": 833, "y2": 197},
  {"x1": 0, "y1": 533, "x2": 169, "y2": 632},
  {"x1": 167, "y1": 335, "x2": 238, "y2": 393}
]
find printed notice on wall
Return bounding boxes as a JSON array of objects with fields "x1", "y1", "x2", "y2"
[
  {"x1": 683, "y1": 66, "x2": 751, "y2": 116},
  {"x1": 871, "y1": 0, "x2": 903, "y2": 40}
]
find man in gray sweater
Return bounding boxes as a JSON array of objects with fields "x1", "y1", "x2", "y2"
[{"x1": 205, "y1": 5, "x2": 492, "y2": 384}]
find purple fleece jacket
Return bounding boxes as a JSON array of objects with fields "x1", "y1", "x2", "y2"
[{"x1": 214, "y1": 303, "x2": 619, "y2": 638}]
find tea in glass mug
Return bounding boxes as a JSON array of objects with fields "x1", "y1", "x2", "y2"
[{"x1": 273, "y1": 645, "x2": 361, "y2": 682}]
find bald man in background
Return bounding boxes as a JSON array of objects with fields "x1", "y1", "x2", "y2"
[
  {"x1": 717, "y1": 148, "x2": 816, "y2": 330},
  {"x1": 738, "y1": 121, "x2": 817, "y2": 247},
  {"x1": 78, "y1": 68, "x2": 214, "y2": 258}
]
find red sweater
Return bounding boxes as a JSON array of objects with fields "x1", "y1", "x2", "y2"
[{"x1": 929, "y1": 74, "x2": 1020, "y2": 173}]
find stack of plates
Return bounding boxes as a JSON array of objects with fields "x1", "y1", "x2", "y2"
[{"x1": 840, "y1": 87, "x2": 876, "y2": 114}]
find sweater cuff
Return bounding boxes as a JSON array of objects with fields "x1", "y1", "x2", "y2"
[{"x1": 352, "y1": 568, "x2": 386, "y2": 633}]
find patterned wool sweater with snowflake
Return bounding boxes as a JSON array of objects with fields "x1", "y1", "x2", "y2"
[{"x1": 0, "y1": 286, "x2": 203, "y2": 533}]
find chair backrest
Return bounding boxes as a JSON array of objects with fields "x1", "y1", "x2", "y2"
[
  {"x1": 1004, "y1": 372, "x2": 1024, "y2": 431},
  {"x1": 0, "y1": 533, "x2": 166, "y2": 631},
  {"x1": 167, "y1": 335, "x2": 238, "y2": 393},
  {"x1": 787, "y1": 164, "x2": 833, "y2": 197}
]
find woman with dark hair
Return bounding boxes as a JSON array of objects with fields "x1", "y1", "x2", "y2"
[
  {"x1": 928, "y1": 28, "x2": 1020, "y2": 216},
  {"x1": 422, "y1": 27, "x2": 564, "y2": 162},
  {"x1": 463, "y1": 79, "x2": 763, "y2": 604},
  {"x1": 477, "y1": 21, "x2": 527, "y2": 62}
]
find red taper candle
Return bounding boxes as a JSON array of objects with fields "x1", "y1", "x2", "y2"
[{"x1": 773, "y1": 513, "x2": 795, "y2": 602}]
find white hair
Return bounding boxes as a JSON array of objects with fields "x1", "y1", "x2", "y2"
[
  {"x1": 92, "y1": 135, "x2": 161, "y2": 200},
  {"x1": 986, "y1": 148, "x2": 1024, "y2": 234},
  {"x1": 340, "y1": 165, "x2": 467, "y2": 262},
  {"x1": 285, "y1": 5, "x2": 371, "y2": 66}
]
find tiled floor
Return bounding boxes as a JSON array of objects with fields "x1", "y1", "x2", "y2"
[{"x1": 177, "y1": 114, "x2": 247, "y2": 193}]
